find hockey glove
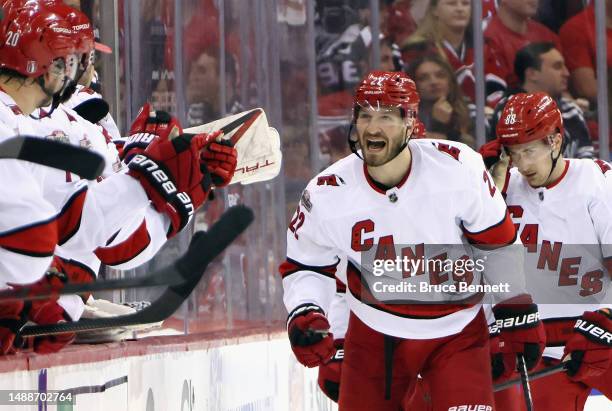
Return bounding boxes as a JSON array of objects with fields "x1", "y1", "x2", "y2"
[
  {"x1": 287, "y1": 303, "x2": 335, "y2": 368},
  {"x1": 478, "y1": 139, "x2": 502, "y2": 170},
  {"x1": 492, "y1": 295, "x2": 546, "y2": 378},
  {"x1": 51, "y1": 256, "x2": 96, "y2": 302},
  {"x1": 200, "y1": 136, "x2": 238, "y2": 188},
  {"x1": 317, "y1": 338, "x2": 344, "y2": 402},
  {"x1": 122, "y1": 103, "x2": 183, "y2": 163},
  {"x1": 128, "y1": 133, "x2": 213, "y2": 238},
  {"x1": 26, "y1": 297, "x2": 75, "y2": 354},
  {"x1": 564, "y1": 309, "x2": 612, "y2": 381},
  {"x1": 0, "y1": 299, "x2": 25, "y2": 355},
  {"x1": 10, "y1": 271, "x2": 76, "y2": 354},
  {"x1": 489, "y1": 323, "x2": 505, "y2": 380}
]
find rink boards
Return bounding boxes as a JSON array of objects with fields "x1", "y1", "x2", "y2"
[{"x1": 0, "y1": 329, "x2": 608, "y2": 411}]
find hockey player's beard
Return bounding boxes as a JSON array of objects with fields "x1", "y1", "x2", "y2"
[{"x1": 360, "y1": 132, "x2": 405, "y2": 167}]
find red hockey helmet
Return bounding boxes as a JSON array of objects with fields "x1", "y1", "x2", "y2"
[
  {"x1": 0, "y1": 1, "x2": 76, "y2": 78},
  {"x1": 353, "y1": 70, "x2": 420, "y2": 120},
  {"x1": 496, "y1": 92, "x2": 564, "y2": 146},
  {"x1": 41, "y1": 1, "x2": 94, "y2": 55}
]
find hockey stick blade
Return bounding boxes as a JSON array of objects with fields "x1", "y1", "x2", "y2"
[
  {"x1": 494, "y1": 362, "x2": 566, "y2": 392},
  {"x1": 18, "y1": 205, "x2": 254, "y2": 337},
  {"x1": 220, "y1": 108, "x2": 261, "y2": 136},
  {"x1": 0, "y1": 136, "x2": 105, "y2": 180}
]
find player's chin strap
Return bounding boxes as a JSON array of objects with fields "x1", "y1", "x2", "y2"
[
  {"x1": 33, "y1": 75, "x2": 75, "y2": 118},
  {"x1": 58, "y1": 59, "x2": 90, "y2": 105},
  {"x1": 542, "y1": 133, "x2": 565, "y2": 186}
]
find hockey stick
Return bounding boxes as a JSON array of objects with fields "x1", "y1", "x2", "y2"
[
  {"x1": 493, "y1": 362, "x2": 566, "y2": 392},
  {"x1": 517, "y1": 354, "x2": 534, "y2": 411},
  {"x1": 0, "y1": 259, "x2": 200, "y2": 302},
  {"x1": 0, "y1": 136, "x2": 105, "y2": 180},
  {"x1": 17, "y1": 205, "x2": 254, "y2": 337}
]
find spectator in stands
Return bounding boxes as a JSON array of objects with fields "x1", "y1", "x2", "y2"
[
  {"x1": 186, "y1": 48, "x2": 220, "y2": 126},
  {"x1": 185, "y1": 48, "x2": 241, "y2": 127},
  {"x1": 535, "y1": 0, "x2": 586, "y2": 33},
  {"x1": 319, "y1": 124, "x2": 352, "y2": 167},
  {"x1": 384, "y1": 0, "x2": 418, "y2": 46},
  {"x1": 482, "y1": 0, "x2": 498, "y2": 20},
  {"x1": 315, "y1": 0, "x2": 369, "y2": 117},
  {"x1": 484, "y1": 0, "x2": 560, "y2": 91},
  {"x1": 401, "y1": 0, "x2": 505, "y2": 105},
  {"x1": 407, "y1": 54, "x2": 475, "y2": 148},
  {"x1": 489, "y1": 42, "x2": 594, "y2": 159},
  {"x1": 378, "y1": 35, "x2": 404, "y2": 72},
  {"x1": 559, "y1": 0, "x2": 612, "y2": 101}
]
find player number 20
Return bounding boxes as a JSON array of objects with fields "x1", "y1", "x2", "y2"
[{"x1": 5, "y1": 31, "x2": 19, "y2": 47}]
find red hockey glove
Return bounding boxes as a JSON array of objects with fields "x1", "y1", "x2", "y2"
[
  {"x1": 317, "y1": 338, "x2": 344, "y2": 402},
  {"x1": 50, "y1": 256, "x2": 96, "y2": 302},
  {"x1": 10, "y1": 271, "x2": 76, "y2": 354},
  {"x1": 128, "y1": 133, "x2": 213, "y2": 237},
  {"x1": 287, "y1": 303, "x2": 335, "y2": 368},
  {"x1": 492, "y1": 295, "x2": 546, "y2": 378},
  {"x1": 489, "y1": 324, "x2": 505, "y2": 380},
  {"x1": 0, "y1": 299, "x2": 25, "y2": 355},
  {"x1": 122, "y1": 103, "x2": 183, "y2": 162},
  {"x1": 26, "y1": 297, "x2": 75, "y2": 354},
  {"x1": 564, "y1": 309, "x2": 612, "y2": 381},
  {"x1": 201, "y1": 135, "x2": 238, "y2": 188},
  {"x1": 478, "y1": 139, "x2": 502, "y2": 170}
]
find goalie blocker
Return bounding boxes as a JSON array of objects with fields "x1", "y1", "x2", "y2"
[{"x1": 184, "y1": 108, "x2": 282, "y2": 185}]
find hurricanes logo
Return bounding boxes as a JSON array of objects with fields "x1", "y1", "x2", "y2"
[{"x1": 48, "y1": 130, "x2": 70, "y2": 144}]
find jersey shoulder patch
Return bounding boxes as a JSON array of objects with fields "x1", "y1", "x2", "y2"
[
  {"x1": 415, "y1": 139, "x2": 485, "y2": 174},
  {"x1": 316, "y1": 174, "x2": 346, "y2": 186},
  {"x1": 432, "y1": 141, "x2": 461, "y2": 161},
  {"x1": 593, "y1": 159, "x2": 611, "y2": 175}
]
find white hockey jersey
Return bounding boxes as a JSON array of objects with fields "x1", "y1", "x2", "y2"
[
  {"x1": 0, "y1": 90, "x2": 170, "y2": 297},
  {"x1": 34, "y1": 105, "x2": 121, "y2": 178},
  {"x1": 502, "y1": 158, "x2": 612, "y2": 358},
  {"x1": 281, "y1": 139, "x2": 521, "y2": 339},
  {"x1": 30, "y1": 103, "x2": 170, "y2": 319},
  {"x1": 63, "y1": 85, "x2": 121, "y2": 141}
]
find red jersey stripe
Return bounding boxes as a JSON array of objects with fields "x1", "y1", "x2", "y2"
[{"x1": 94, "y1": 220, "x2": 151, "y2": 266}]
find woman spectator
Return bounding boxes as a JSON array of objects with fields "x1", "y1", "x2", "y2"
[
  {"x1": 407, "y1": 54, "x2": 476, "y2": 148},
  {"x1": 401, "y1": 1, "x2": 474, "y2": 99},
  {"x1": 401, "y1": 0, "x2": 505, "y2": 105}
]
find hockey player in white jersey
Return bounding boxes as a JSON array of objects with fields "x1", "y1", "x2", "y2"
[
  {"x1": 25, "y1": 2, "x2": 162, "y2": 326},
  {"x1": 0, "y1": 1, "x2": 232, "y2": 354},
  {"x1": 482, "y1": 92, "x2": 612, "y2": 410},
  {"x1": 280, "y1": 70, "x2": 546, "y2": 410}
]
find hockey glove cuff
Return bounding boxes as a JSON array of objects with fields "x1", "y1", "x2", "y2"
[
  {"x1": 287, "y1": 303, "x2": 335, "y2": 368},
  {"x1": 564, "y1": 309, "x2": 612, "y2": 381},
  {"x1": 493, "y1": 295, "x2": 546, "y2": 378},
  {"x1": 317, "y1": 338, "x2": 344, "y2": 402}
]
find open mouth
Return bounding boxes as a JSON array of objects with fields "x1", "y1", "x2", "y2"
[{"x1": 366, "y1": 138, "x2": 386, "y2": 152}]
